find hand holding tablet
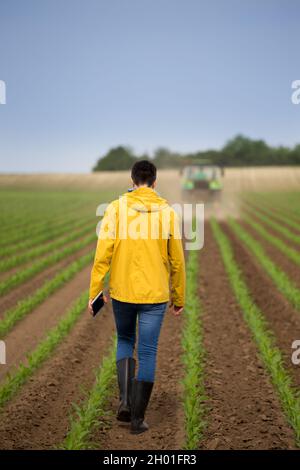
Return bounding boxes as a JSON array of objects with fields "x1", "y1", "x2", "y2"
[{"x1": 90, "y1": 291, "x2": 105, "y2": 317}]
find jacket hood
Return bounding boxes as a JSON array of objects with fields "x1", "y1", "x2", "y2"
[{"x1": 122, "y1": 187, "x2": 169, "y2": 213}]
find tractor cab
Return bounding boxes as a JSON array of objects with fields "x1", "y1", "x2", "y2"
[{"x1": 181, "y1": 163, "x2": 223, "y2": 192}]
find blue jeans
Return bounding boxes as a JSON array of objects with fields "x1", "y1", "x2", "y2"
[{"x1": 112, "y1": 299, "x2": 167, "y2": 382}]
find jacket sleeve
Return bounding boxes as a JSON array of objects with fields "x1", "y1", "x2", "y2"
[
  {"x1": 168, "y1": 210, "x2": 186, "y2": 306},
  {"x1": 89, "y1": 202, "x2": 116, "y2": 300}
]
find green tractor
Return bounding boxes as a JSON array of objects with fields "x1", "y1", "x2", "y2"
[{"x1": 181, "y1": 161, "x2": 224, "y2": 199}]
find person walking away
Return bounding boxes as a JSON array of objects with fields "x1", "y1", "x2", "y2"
[{"x1": 89, "y1": 160, "x2": 185, "y2": 434}]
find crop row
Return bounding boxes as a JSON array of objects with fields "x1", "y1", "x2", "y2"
[
  {"x1": 243, "y1": 195, "x2": 300, "y2": 229},
  {"x1": 211, "y1": 218, "x2": 300, "y2": 445},
  {"x1": 0, "y1": 290, "x2": 89, "y2": 408},
  {"x1": 0, "y1": 213, "x2": 93, "y2": 259},
  {"x1": 0, "y1": 204, "x2": 92, "y2": 249},
  {"x1": 0, "y1": 251, "x2": 94, "y2": 338},
  {"x1": 0, "y1": 249, "x2": 207, "y2": 449},
  {"x1": 243, "y1": 204, "x2": 300, "y2": 245},
  {"x1": 181, "y1": 250, "x2": 206, "y2": 449},
  {"x1": 0, "y1": 219, "x2": 95, "y2": 272},
  {"x1": 228, "y1": 218, "x2": 300, "y2": 311},
  {"x1": 0, "y1": 189, "x2": 117, "y2": 239},
  {"x1": 0, "y1": 232, "x2": 96, "y2": 296},
  {"x1": 61, "y1": 249, "x2": 207, "y2": 450},
  {"x1": 242, "y1": 213, "x2": 300, "y2": 265},
  {"x1": 0, "y1": 195, "x2": 90, "y2": 240},
  {"x1": 62, "y1": 338, "x2": 117, "y2": 450}
]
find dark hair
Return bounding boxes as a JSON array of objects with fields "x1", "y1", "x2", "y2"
[{"x1": 131, "y1": 160, "x2": 157, "y2": 187}]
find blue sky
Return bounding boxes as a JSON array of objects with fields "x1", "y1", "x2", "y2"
[{"x1": 0, "y1": 0, "x2": 300, "y2": 172}]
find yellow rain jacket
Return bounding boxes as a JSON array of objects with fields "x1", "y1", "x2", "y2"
[{"x1": 89, "y1": 187, "x2": 185, "y2": 305}]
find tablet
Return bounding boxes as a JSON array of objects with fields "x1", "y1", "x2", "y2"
[{"x1": 91, "y1": 291, "x2": 104, "y2": 317}]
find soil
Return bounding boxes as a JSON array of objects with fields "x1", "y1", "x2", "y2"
[
  {"x1": 0, "y1": 303, "x2": 115, "y2": 449},
  {"x1": 198, "y1": 224, "x2": 295, "y2": 450},
  {"x1": 95, "y1": 306, "x2": 185, "y2": 450},
  {"x1": 0, "y1": 223, "x2": 94, "y2": 283},
  {"x1": 0, "y1": 211, "x2": 298, "y2": 449},
  {"x1": 244, "y1": 202, "x2": 300, "y2": 233},
  {"x1": 239, "y1": 218, "x2": 300, "y2": 289},
  {"x1": 0, "y1": 241, "x2": 96, "y2": 315},
  {"x1": 0, "y1": 265, "x2": 92, "y2": 382},
  {"x1": 243, "y1": 207, "x2": 300, "y2": 250},
  {"x1": 223, "y1": 222, "x2": 300, "y2": 390}
]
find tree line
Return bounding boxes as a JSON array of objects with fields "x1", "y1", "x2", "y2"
[{"x1": 92, "y1": 135, "x2": 300, "y2": 171}]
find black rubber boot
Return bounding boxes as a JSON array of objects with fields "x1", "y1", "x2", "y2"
[
  {"x1": 116, "y1": 357, "x2": 136, "y2": 422},
  {"x1": 130, "y1": 379, "x2": 154, "y2": 434}
]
